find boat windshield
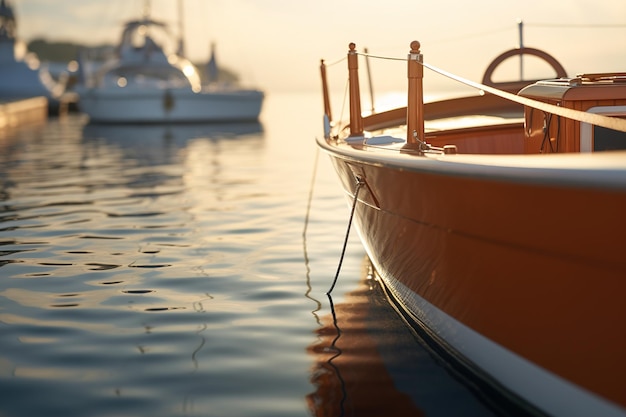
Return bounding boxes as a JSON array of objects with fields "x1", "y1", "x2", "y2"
[
  {"x1": 118, "y1": 19, "x2": 177, "y2": 62},
  {"x1": 108, "y1": 65, "x2": 191, "y2": 88}
]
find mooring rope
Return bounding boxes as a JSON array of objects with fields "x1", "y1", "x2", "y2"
[
  {"x1": 327, "y1": 178, "x2": 364, "y2": 295},
  {"x1": 325, "y1": 292, "x2": 347, "y2": 412},
  {"x1": 302, "y1": 146, "x2": 323, "y2": 322},
  {"x1": 302, "y1": 146, "x2": 319, "y2": 240}
]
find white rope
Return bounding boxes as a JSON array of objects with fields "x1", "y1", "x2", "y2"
[{"x1": 421, "y1": 61, "x2": 626, "y2": 133}]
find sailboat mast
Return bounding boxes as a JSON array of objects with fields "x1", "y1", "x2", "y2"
[
  {"x1": 518, "y1": 19, "x2": 524, "y2": 80},
  {"x1": 177, "y1": 0, "x2": 185, "y2": 56}
]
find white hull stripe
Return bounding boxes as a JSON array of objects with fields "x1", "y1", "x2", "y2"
[{"x1": 384, "y1": 275, "x2": 626, "y2": 417}]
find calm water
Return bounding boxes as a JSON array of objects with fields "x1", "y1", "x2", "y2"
[{"x1": 1, "y1": 93, "x2": 508, "y2": 417}]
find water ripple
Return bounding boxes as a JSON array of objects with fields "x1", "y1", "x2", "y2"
[{"x1": 0, "y1": 101, "x2": 501, "y2": 417}]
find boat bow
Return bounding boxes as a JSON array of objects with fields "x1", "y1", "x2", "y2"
[{"x1": 317, "y1": 40, "x2": 626, "y2": 417}]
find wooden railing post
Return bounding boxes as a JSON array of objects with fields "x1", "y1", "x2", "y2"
[
  {"x1": 320, "y1": 59, "x2": 332, "y2": 123},
  {"x1": 348, "y1": 42, "x2": 363, "y2": 136},
  {"x1": 406, "y1": 41, "x2": 424, "y2": 144}
]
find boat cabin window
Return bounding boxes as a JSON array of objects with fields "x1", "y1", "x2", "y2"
[{"x1": 580, "y1": 106, "x2": 626, "y2": 152}]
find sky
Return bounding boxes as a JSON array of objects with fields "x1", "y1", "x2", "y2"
[{"x1": 10, "y1": 0, "x2": 626, "y2": 94}]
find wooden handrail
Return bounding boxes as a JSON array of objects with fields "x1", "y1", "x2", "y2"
[
  {"x1": 348, "y1": 43, "x2": 363, "y2": 136},
  {"x1": 361, "y1": 94, "x2": 522, "y2": 131}
]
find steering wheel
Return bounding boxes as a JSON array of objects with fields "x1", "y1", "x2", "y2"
[{"x1": 482, "y1": 47, "x2": 567, "y2": 91}]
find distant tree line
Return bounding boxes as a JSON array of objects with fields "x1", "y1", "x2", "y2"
[{"x1": 28, "y1": 39, "x2": 88, "y2": 62}]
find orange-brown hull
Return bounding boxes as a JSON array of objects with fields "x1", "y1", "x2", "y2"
[{"x1": 321, "y1": 140, "x2": 626, "y2": 416}]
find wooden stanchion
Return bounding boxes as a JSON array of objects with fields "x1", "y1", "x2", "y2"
[
  {"x1": 320, "y1": 59, "x2": 332, "y2": 123},
  {"x1": 348, "y1": 43, "x2": 363, "y2": 136},
  {"x1": 406, "y1": 41, "x2": 424, "y2": 145}
]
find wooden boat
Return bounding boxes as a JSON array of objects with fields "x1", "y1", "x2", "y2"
[
  {"x1": 317, "y1": 40, "x2": 626, "y2": 417},
  {"x1": 76, "y1": 10, "x2": 263, "y2": 123}
]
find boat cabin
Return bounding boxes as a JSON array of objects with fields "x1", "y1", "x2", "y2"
[
  {"x1": 420, "y1": 73, "x2": 626, "y2": 155},
  {"x1": 519, "y1": 73, "x2": 626, "y2": 153}
]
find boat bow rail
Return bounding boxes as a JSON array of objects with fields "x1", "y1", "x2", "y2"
[{"x1": 320, "y1": 40, "x2": 626, "y2": 154}]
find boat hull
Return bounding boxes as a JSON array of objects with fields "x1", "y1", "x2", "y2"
[
  {"x1": 78, "y1": 88, "x2": 264, "y2": 123},
  {"x1": 320, "y1": 138, "x2": 626, "y2": 417}
]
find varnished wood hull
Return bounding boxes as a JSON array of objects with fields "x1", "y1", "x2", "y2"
[{"x1": 319, "y1": 138, "x2": 626, "y2": 417}]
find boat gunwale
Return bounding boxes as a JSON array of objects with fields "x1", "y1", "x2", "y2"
[{"x1": 316, "y1": 135, "x2": 626, "y2": 191}]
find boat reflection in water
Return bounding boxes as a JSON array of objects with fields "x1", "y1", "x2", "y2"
[
  {"x1": 306, "y1": 258, "x2": 520, "y2": 417},
  {"x1": 82, "y1": 121, "x2": 264, "y2": 165}
]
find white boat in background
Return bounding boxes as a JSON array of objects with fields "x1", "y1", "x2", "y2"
[
  {"x1": 0, "y1": 0, "x2": 70, "y2": 113},
  {"x1": 76, "y1": 11, "x2": 264, "y2": 124}
]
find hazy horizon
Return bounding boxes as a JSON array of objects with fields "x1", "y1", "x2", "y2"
[{"x1": 9, "y1": 0, "x2": 626, "y2": 93}]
